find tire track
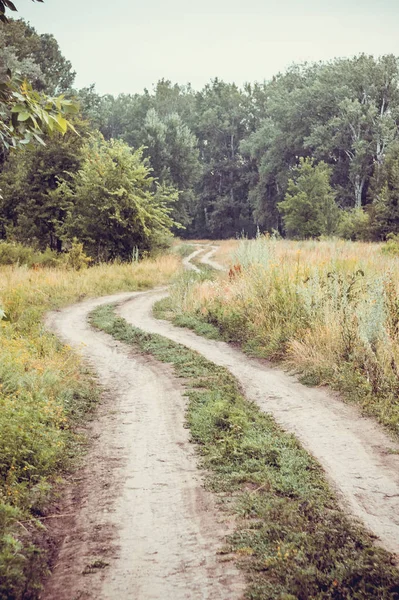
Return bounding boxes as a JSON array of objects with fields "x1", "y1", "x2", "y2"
[
  {"x1": 43, "y1": 290, "x2": 244, "y2": 600},
  {"x1": 116, "y1": 253, "x2": 399, "y2": 559}
]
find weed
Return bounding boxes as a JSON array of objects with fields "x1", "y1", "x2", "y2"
[{"x1": 82, "y1": 559, "x2": 110, "y2": 575}]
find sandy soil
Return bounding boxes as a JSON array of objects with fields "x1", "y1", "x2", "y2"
[
  {"x1": 182, "y1": 247, "x2": 204, "y2": 273},
  {"x1": 118, "y1": 289, "x2": 399, "y2": 559},
  {"x1": 43, "y1": 291, "x2": 244, "y2": 600},
  {"x1": 200, "y1": 246, "x2": 226, "y2": 271}
]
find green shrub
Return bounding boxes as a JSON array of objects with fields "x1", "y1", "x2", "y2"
[
  {"x1": 337, "y1": 208, "x2": 370, "y2": 241},
  {"x1": 381, "y1": 233, "x2": 399, "y2": 256},
  {"x1": 63, "y1": 239, "x2": 92, "y2": 270},
  {"x1": 0, "y1": 242, "x2": 60, "y2": 268}
]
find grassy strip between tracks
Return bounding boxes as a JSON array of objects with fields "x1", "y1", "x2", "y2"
[{"x1": 90, "y1": 304, "x2": 399, "y2": 600}]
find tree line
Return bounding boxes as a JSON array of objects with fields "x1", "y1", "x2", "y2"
[{"x1": 2, "y1": 18, "x2": 399, "y2": 259}]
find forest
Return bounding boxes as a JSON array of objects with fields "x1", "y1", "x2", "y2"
[{"x1": 2, "y1": 18, "x2": 399, "y2": 258}]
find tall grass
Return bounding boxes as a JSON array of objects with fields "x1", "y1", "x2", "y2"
[
  {"x1": 171, "y1": 237, "x2": 399, "y2": 436},
  {"x1": 0, "y1": 256, "x2": 180, "y2": 599}
]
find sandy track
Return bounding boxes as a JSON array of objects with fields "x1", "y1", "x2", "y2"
[
  {"x1": 182, "y1": 247, "x2": 205, "y2": 272},
  {"x1": 200, "y1": 246, "x2": 226, "y2": 271},
  {"x1": 43, "y1": 292, "x2": 244, "y2": 600},
  {"x1": 118, "y1": 289, "x2": 399, "y2": 558}
]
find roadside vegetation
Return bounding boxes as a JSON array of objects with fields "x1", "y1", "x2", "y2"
[
  {"x1": 91, "y1": 305, "x2": 399, "y2": 600},
  {"x1": 161, "y1": 236, "x2": 399, "y2": 437},
  {"x1": 0, "y1": 256, "x2": 180, "y2": 599}
]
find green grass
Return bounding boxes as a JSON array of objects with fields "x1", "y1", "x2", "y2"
[
  {"x1": 154, "y1": 296, "x2": 222, "y2": 340},
  {"x1": 172, "y1": 243, "x2": 197, "y2": 258},
  {"x1": 90, "y1": 304, "x2": 399, "y2": 600}
]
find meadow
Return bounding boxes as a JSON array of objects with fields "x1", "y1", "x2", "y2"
[
  {"x1": 0, "y1": 256, "x2": 180, "y2": 598},
  {"x1": 167, "y1": 237, "x2": 399, "y2": 437}
]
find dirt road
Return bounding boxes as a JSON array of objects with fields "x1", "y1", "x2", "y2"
[
  {"x1": 118, "y1": 290, "x2": 399, "y2": 558},
  {"x1": 43, "y1": 292, "x2": 244, "y2": 600},
  {"x1": 44, "y1": 248, "x2": 399, "y2": 599}
]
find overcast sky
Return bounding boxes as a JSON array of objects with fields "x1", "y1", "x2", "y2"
[{"x1": 16, "y1": 0, "x2": 399, "y2": 96}]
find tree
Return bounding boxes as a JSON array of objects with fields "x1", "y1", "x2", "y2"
[
  {"x1": 191, "y1": 79, "x2": 257, "y2": 238},
  {"x1": 141, "y1": 109, "x2": 199, "y2": 227},
  {"x1": 367, "y1": 143, "x2": 399, "y2": 240},
  {"x1": 278, "y1": 158, "x2": 339, "y2": 238},
  {"x1": 0, "y1": 19, "x2": 75, "y2": 93},
  {"x1": 0, "y1": 118, "x2": 87, "y2": 248},
  {"x1": 305, "y1": 55, "x2": 399, "y2": 208},
  {"x1": 0, "y1": 15, "x2": 77, "y2": 150},
  {"x1": 60, "y1": 135, "x2": 180, "y2": 260}
]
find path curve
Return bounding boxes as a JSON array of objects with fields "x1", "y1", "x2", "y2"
[
  {"x1": 117, "y1": 289, "x2": 399, "y2": 558},
  {"x1": 182, "y1": 246, "x2": 205, "y2": 273},
  {"x1": 200, "y1": 245, "x2": 226, "y2": 271},
  {"x1": 43, "y1": 290, "x2": 244, "y2": 600}
]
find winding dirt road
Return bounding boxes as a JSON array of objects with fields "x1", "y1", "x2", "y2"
[
  {"x1": 43, "y1": 248, "x2": 399, "y2": 599},
  {"x1": 43, "y1": 291, "x2": 244, "y2": 600},
  {"x1": 118, "y1": 289, "x2": 399, "y2": 557}
]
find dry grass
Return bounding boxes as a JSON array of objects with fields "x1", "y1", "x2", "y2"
[{"x1": 171, "y1": 237, "x2": 399, "y2": 436}]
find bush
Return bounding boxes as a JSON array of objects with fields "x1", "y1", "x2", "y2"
[
  {"x1": 381, "y1": 233, "x2": 399, "y2": 256},
  {"x1": 337, "y1": 208, "x2": 370, "y2": 241},
  {"x1": 0, "y1": 242, "x2": 61, "y2": 268},
  {"x1": 63, "y1": 239, "x2": 92, "y2": 270}
]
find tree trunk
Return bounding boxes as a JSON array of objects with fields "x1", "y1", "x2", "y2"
[{"x1": 354, "y1": 174, "x2": 366, "y2": 208}]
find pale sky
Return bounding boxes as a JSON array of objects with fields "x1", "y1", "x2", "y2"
[{"x1": 16, "y1": 0, "x2": 399, "y2": 95}]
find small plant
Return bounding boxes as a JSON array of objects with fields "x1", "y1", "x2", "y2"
[
  {"x1": 381, "y1": 233, "x2": 399, "y2": 256},
  {"x1": 0, "y1": 241, "x2": 61, "y2": 268},
  {"x1": 64, "y1": 239, "x2": 92, "y2": 271},
  {"x1": 82, "y1": 559, "x2": 110, "y2": 575}
]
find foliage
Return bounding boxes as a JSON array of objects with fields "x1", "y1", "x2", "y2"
[
  {"x1": 63, "y1": 238, "x2": 91, "y2": 270},
  {"x1": 0, "y1": 71, "x2": 78, "y2": 150},
  {"x1": 0, "y1": 19, "x2": 75, "y2": 94},
  {"x1": 278, "y1": 158, "x2": 339, "y2": 238},
  {"x1": 60, "y1": 134, "x2": 180, "y2": 260},
  {"x1": 91, "y1": 305, "x2": 399, "y2": 600},
  {"x1": 140, "y1": 108, "x2": 200, "y2": 227},
  {"x1": 0, "y1": 0, "x2": 43, "y2": 23},
  {"x1": 0, "y1": 121, "x2": 86, "y2": 249},
  {"x1": 367, "y1": 143, "x2": 399, "y2": 240},
  {"x1": 190, "y1": 80, "x2": 258, "y2": 238},
  {"x1": 337, "y1": 208, "x2": 370, "y2": 241},
  {"x1": 0, "y1": 254, "x2": 180, "y2": 598},
  {"x1": 381, "y1": 233, "x2": 399, "y2": 256},
  {"x1": 0, "y1": 241, "x2": 60, "y2": 267},
  {"x1": 55, "y1": 56, "x2": 399, "y2": 240}
]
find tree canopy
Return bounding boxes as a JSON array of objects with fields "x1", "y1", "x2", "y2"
[{"x1": 4, "y1": 17, "x2": 399, "y2": 251}]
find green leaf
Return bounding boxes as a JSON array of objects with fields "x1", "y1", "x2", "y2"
[{"x1": 17, "y1": 112, "x2": 30, "y2": 122}]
